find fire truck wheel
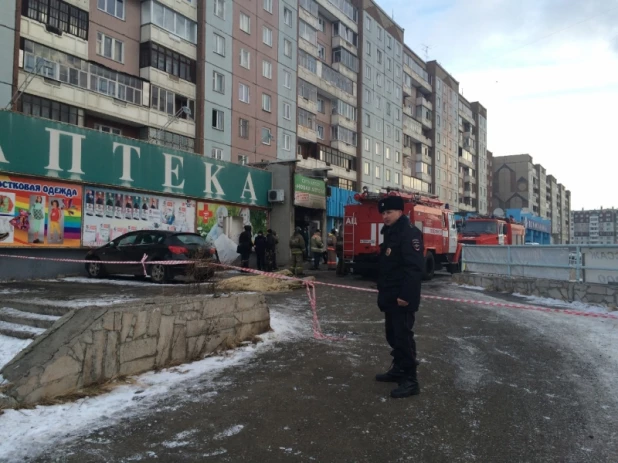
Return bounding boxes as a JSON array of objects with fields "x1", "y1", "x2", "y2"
[{"x1": 423, "y1": 253, "x2": 435, "y2": 281}]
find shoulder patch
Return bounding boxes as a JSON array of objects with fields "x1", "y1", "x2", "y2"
[{"x1": 412, "y1": 238, "x2": 421, "y2": 252}]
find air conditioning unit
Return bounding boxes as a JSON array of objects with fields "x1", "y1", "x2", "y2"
[{"x1": 268, "y1": 189, "x2": 285, "y2": 203}]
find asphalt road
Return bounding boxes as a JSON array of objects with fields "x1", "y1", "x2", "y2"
[{"x1": 10, "y1": 271, "x2": 618, "y2": 462}]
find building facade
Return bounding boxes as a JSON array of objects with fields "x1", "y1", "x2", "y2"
[
  {"x1": 493, "y1": 154, "x2": 571, "y2": 243},
  {"x1": 572, "y1": 209, "x2": 616, "y2": 245},
  {"x1": 0, "y1": 0, "x2": 16, "y2": 107},
  {"x1": 487, "y1": 150, "x2": 494, "y2": 213}
]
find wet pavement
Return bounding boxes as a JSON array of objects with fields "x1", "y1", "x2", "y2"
[{"x1": 1, "y1": 270, "x2": 617, "y2": 462}]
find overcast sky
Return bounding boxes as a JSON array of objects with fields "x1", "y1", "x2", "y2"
[{"x1": 381, "y1": 0, "x2": 618, "y2": 211}]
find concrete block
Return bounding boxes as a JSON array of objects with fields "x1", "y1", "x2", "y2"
[
  {"x1": 91, "y1": 330, "x2": 106, "y2": 382},
  {"x1": 236, "y1": 307, "x2": 270, "y2": 325},
  {"x1": 114, "y1": 312, "x2": 123, "y2": 331},
  {"x1": 147, "y1": 308, "x2": 162, "y2": 337},
  {"x1": 26, "y1": 374, "x2": 79, "y2": 404},
  {"x1": 82, "y1": 330, "x2": 93, "y2": 345},
  {"x1": 15, "y1": 375, "x2": 40, "y2": 401},
  {"x1": 155, "y1": 315, "x2": 175, "y2": 366},
  {"x1": 587, "y1": 285, "x2": 607, "y2": 296},
  {"x1": 170, "y1": 324, "x2": 187, "y2": 364},
  {"x1": 104, "y1": 332, "x2": 119, "y2": 378},
  {"x1": 132, "y1": 311, "x2": 149, "y2": 339},
  {"x1": 120, "y1": 313, "x2": 135, "y2": 343},
  {"x1": 186, "y1": 319, "x2": 214, "y2": 338},
  {"x1": 547, "y1": 289, "x2": 563, "y2": 300},
  {"x1": 41, "y1": 355, "x2": 81, "y2": 384},
  {"x1": 82, "y1": 345, "x2": 93, "y2": 384},
  {"x1": 120, "y1": 337, "x2": 157, "y2": 364},
  {"x1": 119, "y1": 356, "x2": 156, "y2": 377},
  {"x1": 102, "y1": 311, "x2": 115, "y2": 331},
  {"x1": 70, "y1": 341, "x2": 86, "y2": 363},
  {"x1": 202, "y1": 298, "x2": 236, "y2": 319}
]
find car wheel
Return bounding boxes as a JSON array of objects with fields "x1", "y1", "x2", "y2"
[
  {"x1": 150, "y1": 263, "x2": 168, "y2": 284},
  {"x1": 423, "y1": 253, "x2": 435, "y2": 281},
  {"x1": 86, "y1": 259, "x2": 105, "y2": 278}
]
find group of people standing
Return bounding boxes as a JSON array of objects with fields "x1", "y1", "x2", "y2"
[
  {"x1": 288, "y1": 227, "x2": 347, "y2": 276},
  {"x1": 237, "y1": 227, "x2": 279, "y2": 271}
]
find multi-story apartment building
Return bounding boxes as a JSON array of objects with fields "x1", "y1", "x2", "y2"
[
  {"x1": 572, "y1": 209, "x2": 617, "y2": 245},
  {"x1": 295, "y1": 0, "x2": 360, "y2": 191},
  {"x1": 426, "y1": 61, "x2": 459, "y2": 209},
  {"x1": 471, "y1": 102, "x2": 488, "y2": 215},
  {"x1": 487, "y1": 150, "x2": 494, "y2": 213},
  {"x1": 356, "y1": 0, "x2": 404, "y2": 192},
  {"x1": 0, "y1": 0, "x2": 16, "y2": 107},
  {"x1": 402, "y1": 46, "x2": 433, "y2": 195},
  {"x1": 493, "y1": 154, "x2": 571, "y2": 243}
]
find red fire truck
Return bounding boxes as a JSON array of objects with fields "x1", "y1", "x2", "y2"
[
  {"x1": 458, "y1": 216, "x2": 526, "y2": 246},
  {"x1": 342, "y1": 189, "x2": 462, "y2": 280}
]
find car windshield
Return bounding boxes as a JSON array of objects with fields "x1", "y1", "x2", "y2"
[
  {"x1": 462, "y1": 220, "x2": 498, "y2": 234},
  {"x1": 173, "y1": 234, "x2": 207, "y2": 246}
]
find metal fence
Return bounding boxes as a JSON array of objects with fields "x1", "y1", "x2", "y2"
[{"x1": 461, "y1": 245, "x2": 618, "y2": 284}]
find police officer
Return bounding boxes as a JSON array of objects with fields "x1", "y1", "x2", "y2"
[{"x1": 375, "y1": 194, "x2": 424, "y2": 398}]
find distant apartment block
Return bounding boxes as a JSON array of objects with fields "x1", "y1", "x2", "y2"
[{"x1": 572, "y1": 208, "x2": 618, "y2": 245}]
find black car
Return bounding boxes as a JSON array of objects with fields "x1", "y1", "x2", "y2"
[{"x1": 85, "y1": 230, "x2": 219, "y2": 283}]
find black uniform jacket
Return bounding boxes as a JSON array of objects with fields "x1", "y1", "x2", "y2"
[{"x1": 377, "y1": 214, "x2": 424, "y2": 312}]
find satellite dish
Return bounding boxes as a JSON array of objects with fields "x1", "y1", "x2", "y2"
[{"x1": 493, "y1": 208, "x2": 505, "y2": 217}]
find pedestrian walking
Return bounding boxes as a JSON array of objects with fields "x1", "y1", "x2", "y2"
[
  {"x1": 254, "y1": 230, "x2": 267, "y2": 271},
  {"x1": 289, "y1": 227, "x2": 306, "y2": 276},
  {"x1": 327, "y1": 229, "x2": 338, "y2": 271},
  {"x1": 238, "y1": 225, "x2": 253, "y2": 269},
  {"x1": 310, "y1": 230, "x2": 324, "y2": 270},
  {"x1": 374, "y1": 195, "x2": 424, "y2": 399},
  {"x1": 265, "y1": 229, "x2": 277, "y2": 271}
]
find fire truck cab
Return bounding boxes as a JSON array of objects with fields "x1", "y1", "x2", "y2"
[
  {"x1": 458, "y1": 216, "x2": 526, "y2": 246},
  {"x1": 343, "y1": 189, "x2": 462, "y2": 280}
]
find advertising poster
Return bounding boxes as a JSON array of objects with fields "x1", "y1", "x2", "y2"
[
  {"x1": 83, "y1": 186, "x2": 196, "y2": 247},
  {"x1": 294, "y1": 175, "x2": 326, "y2": 209},
  {"x1": 0, "y1": 175, "x2": 82, "y2": 247},
  {"x1": 196, "y1": 202, "x2": 268, "y2": 264}
]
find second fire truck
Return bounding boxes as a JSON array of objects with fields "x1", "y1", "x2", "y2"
[{"x1": 342, "y1": 189, "x2": 462, "y2": 280}]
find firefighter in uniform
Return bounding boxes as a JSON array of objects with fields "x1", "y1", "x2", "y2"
[
  {"x1": 335, "y1": 226, "x2": 347, "y2": 276},
  {"x1": 289, "y1": 227, "x2": 306, "y2": 276},
  {"x1": 375, "y1": 195, "x2": 424, "y2": 399},
  {"x1": 326, "y1": 229, "x2": 338, "y2": 271}
]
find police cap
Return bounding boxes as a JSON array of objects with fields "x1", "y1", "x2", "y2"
[{"x1": 378, "y1": 195, "x2": 404, "y2": 213}]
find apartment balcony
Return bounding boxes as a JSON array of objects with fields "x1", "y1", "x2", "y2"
[
  {"x1": 415, "y1": 171, "x2": 432, "y2": 184},
  {"x1": 140, "y1": 67, "x2": 196, "y2": 99},
  {"x1": 403, "y1": 104, "x2": 413, "y2": 117},
  {"x1": 403, "y1": 114, "x2": 432, "y2": 146},
  {"x1": 158, "y1": 0, "x2": 197, "y2": 20},
  {"x1": 332, "y1": 36, "x2": 358, "y2": 57},
  {"x1": 403, "y1": 63, "x2": 432, "y2": 94},
  {"x1": 416, "y1": 96, "x2": 432, "y2": 110},
  {"x1": 298, "y1": 124, "x2": 317, "y2": 143},
  {"x1": 403, "y1": 82, "x2": 413, "y2": 97},
  {"x1": 141, "y1": 25, "x2": 196, "y2": 60},
  {"x1": 298, "y1": 95, "x2": 318, "y2": 114},
  {"x1": 402, "y1": 144, "x2": 413, "y2": 158},
  {"x1": 296, "y1": 155, "x2": 356, "y2": 182},
  {"x1": 299, "y1": 6, "x2": 320, "y2": 30},
  {"x1": 458, "y1": 201, "x2": 476, "y2": 212},
  {"x1": 311, "y1": 62, "x2": 357, "y2": 106},
  {"x1": 21, "y1": 17, "x2": 89, "y2": 60},
  {"x1": 464, "y1": 174, "x2": 477, "y2": 184},
  {"x1": 19, "y1": 72, "x2": 196, "y2": 138},
  {"x1": 332, "y1": 62, "x2": 357, "y2": 82},
  {"x1": 299, "y1": 37, "x2": 319, "y2": 59},
  {"x1": 459, "y1": 109, "x2": 475, "y2": 125},
  {"x1": 464, "y1": 189, "x2": 477, "y2": 199},
  {"x1": 464, "y1": 130, "x2": 475, "y2": 140},
  {"x1": 403, "y1": 166, "x2": 412, "y2": 177},
  {"x1": 317, "y1": 0, "x2": 358, "y2": 34},
  {"x1": 331, "y1": 114, "x2": 356, "y2": 132},
  {"x1": 331, "y1": 140, "x2": 356, "y2": 156},
  {"x1": 415, "y1": 149, "x2": 431, "y2": 165},
  {"x1": 415, "y1": 110, "x2": 432, "y2": 129}
]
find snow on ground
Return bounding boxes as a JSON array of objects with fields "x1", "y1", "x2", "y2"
[
  {"x1": 26, "y1": 297, "x2": 138, "y2": 308},
  {"x1": 0, "y1": 321, "x2": 45, "y2": 335},
  {"x1": 0, "y1": 307, "x2": 59, "y2": 321},
  {"x1": 55, "y1": 277, "x2": 174, "y2": 287},
  {"x1": 0, "y1": 335, "x2": 32, "y2": 376},
  {"x1": 0, "y1": 307, "x2": 309, "y2": 463}
]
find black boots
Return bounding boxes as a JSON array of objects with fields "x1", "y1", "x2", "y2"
[
  {"x1": 375, "y1": 363, "x2": 404, "y2": 383},
  {"x1": 390, "y1": 376, "x2": 420, "y2": 399}
]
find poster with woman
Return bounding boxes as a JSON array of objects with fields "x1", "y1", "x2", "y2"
[
  {"x1": 196, "y1": 202, "x2": 268, "y2": 264},
  {"x1": 0, "y1": 175, "x2": 82, "y2": 247}
]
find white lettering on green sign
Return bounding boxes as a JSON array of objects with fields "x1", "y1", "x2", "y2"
[
  {"x1": 0, "y1": 146, "x2": 8, "y2": 164},
  {"x1": 44, "y1": 128, "x2": 85, "y2": 175},
  {"x1": 113, "y1": 142, "x2": 141, "y2": 182},
  {"x1": 204, "y1": 163, "x2": 225, "y2": 197},
  {"x1": 163, "y1": 153, "x2": 186, "y2": 190}
]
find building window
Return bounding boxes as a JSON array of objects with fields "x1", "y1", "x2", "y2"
[
  {"x1": 364, "y1": 162, "x2": 370, "y2": 175},
  {"x1": 97, "y1": 0, "x2": 125, "y2": 20},
  {"x1": 262, "y1": 60, "x2": 272, "y2": 79},
  {"x1": 238, "y1": 83, "x2": 250, "y2": 103},
  {"x1": 386, "y1": 169, "x2": 391, "y2": 182},
  {"x1": 211, "y1": 148, "x2": 223, "y2": 160},
  {"x1": 375, "y1": 96, "x2": 381, "y2": 109},
  {"x1": 375, "y1": 166, "x2": 380, "y2": 179},
  {"x1": 395, "y1": 151, "x2": 400, "y2": 163},
  {"x1": 284, "y1": 70, "x2": 292, "y2": 88},
  {"x1": 94, "y1": 123, "x2": 121, "y2": 135},
  {"x1": 239, "y1": 118, "x2": 249, "y2": 138},
  {"x1": 262, "y1": 93, "x2": 272, "y2": 112},
  {"x1": 240, "y1": 12, "x2": 250, "y2": 33},
  {"x1": 238, "y1": 154, "x2": 249, "y2": 165},
  {"x1": 240, "y1": 49, "x2": 251, "y2": 69},
  {"x1": 283, "y1": 102, "x2": 291, "y2": 120},
  {"x1": 262, "y1": 26, "x2": 273, "y2": 46},
  {"x1": 332, "y1": 47, "x2": 359, "y2": 72},
  {"x1": 366, "y1": 41, "x2": 371, "y2": 56},
  {"x1": 395, "y1": 172, "x2": 400, "y2": 184},
  {"x1": 20, "y1": 94, "x2": 82, "y2": 126},
  {"x1": 317, "y1": 125, "x2": 324, "y2": 139},
  {"x1": 318, "y1": 16, "x2": 325, "y2": 31},
  {"x1": 377, "y1": 26, "x2": 383, "y2": 40},
  {"x1": 387, "y1": 35, "x2": 392, "y2": 49},
  {"x1": 298, "y1": 108, "x2": 315, "y2": 130},
  {"x1": 299, "y1": 20, "x2": 317, "y2": 45},
  {"x1": 213, "y1": 34, "x2": 225, "y2": 55},
  {"x1": 387, "y1": 57, "x2": 392, "y2": 71},
  {"x1": 96, "y1": 32, "x2": 124, "y2": 63},
  {"x1": 212, "y1": 109, "x2": 224, "y2": 130},
  {"x1": 140, "y1": 42, "x2": 196, "y2": 83},
  {"x1": 284, "y1": 39, "x2": 292, "y2": 57},
  {"x1": 284, "y1": 7, "x2": 292, "y2": 26},
  {"x1": 23, "y1": 0, "x2": 89, "y2": 40},
  {"x1": 151, "y1": 86, "x2": 195, "y2": 119},
  {"x1": 213, "y1": 71, "x2": 225, "y2": 93},
  {"x1": 386, "y1": 102, "x2": 391, "y2": 116},
  {"x1": 366, "y1": 17, "x2": 371, "y2": 31},
  {"x1": 318, "y1": 44, "x2": 325, "y2": 60},
  {"x1": 365, "y1": 64, "x2": 371, "y2": 80},
  {"x1": 22, "y1": 40, "x2": 143, "y2": 106},
  {"x1": 364, "y1": 137, "x2": 369, "y2": 151},
  {"x1": 386, "y1": 147, "x2": 391, "y2": 159},
  {"x1": 365, "y1": 113, "x2": 371, "y2": 128},
  {"x1": 261, "y1": 127, "x2": 272, "y2": 144},
  {"x1": 375, "y1": 142, "x2": 381, "y2": 156},
  {"x1": 141, "y1": 1, "x2": 197, "y2": 43},
  {"x1": 263, "y1": 0, "x2": 273, "y2": 13},
  {"x1": 377, "y1": 73, "x2": 382, "y2": 87},
  {"x1": 377, "y1": 49, "x2": 382, "y2": 64},
  {"x1": 143, "y1": 127, "x2": 194, "y2": 152},
  {"x1": 214, "y1": 0, "x2": 225, "y2": 18},
  {"x1": 283, "y1": 134, "x2": 291, "y2": 150},
  {"x1": 317, "y1": 98, "x2": 325, "y2": 114},
  {"x1": 395, "y1": 129, "x2": 400, "y2": 142}
]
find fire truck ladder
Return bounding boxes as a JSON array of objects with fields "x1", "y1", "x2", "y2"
[{"x1": 343, "y1": 212, "x2": 355, "y2": 262}]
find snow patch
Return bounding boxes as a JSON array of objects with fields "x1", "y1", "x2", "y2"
[
  {"x1": 454, "y1": 284, "x2": 487, "y2": 292},
  {"x1": 55, "y1": 277, "x2": 175, "y2": 287},
  {"x1": 0, "y1": 321, "x2": 45, "y2": 335},
  {"x1": 214, "y1": 425, "x2": 244, "y2": 440},
  {"x1": 0, "y1": 335, "x2": 32, "y2": 372},
  {"x1": 511, "y1": 293, "x2": 610, "y2": 314},
  {"x1": 27, "y1": 297, "x2": 138, "y2": 308},
  {"x1": 0, "y1": 307, "x2": 59, "y2": 321}
]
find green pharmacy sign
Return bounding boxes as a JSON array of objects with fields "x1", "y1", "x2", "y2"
[
  {"x1": 0, "y1": 111, "x2": 272, "y2": 207},
  {"x1": 294, "y1": 174, "x2": 326, "y2": 209}
]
